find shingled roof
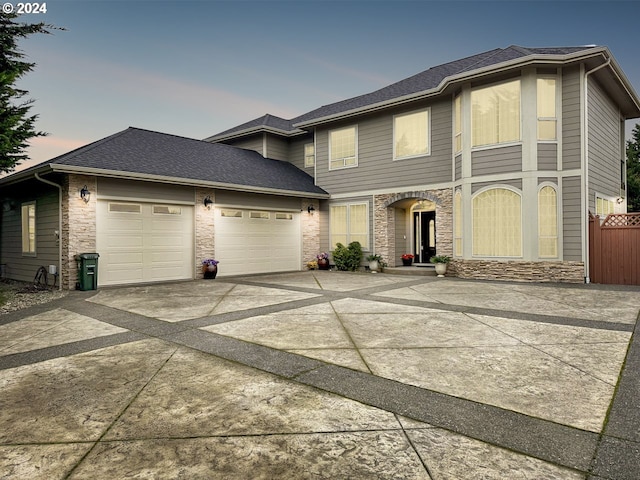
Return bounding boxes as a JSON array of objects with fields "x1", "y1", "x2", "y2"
[
  {"x1": 291, "y1": 45, "x2": 598, "y2": 126},
  {"x1": 209, "y1": 45, "x2": 603, "y2": 139},
  {"x1": 23, "y1": 127, "x2": 327, "y2": 197}
]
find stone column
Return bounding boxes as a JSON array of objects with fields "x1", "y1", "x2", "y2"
[
  {"x1": 195, "y1": 188, "x2": 215, "y2": 278},
  {"x1": 63, "y1": 174, "x2": 97, "y2": 289},
  {"x1": 301, "y1": 198, "x2": 320, "y2": 268}
]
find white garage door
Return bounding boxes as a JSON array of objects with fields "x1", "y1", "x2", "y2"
[
  {"x1": 97, "y1": 201, "x2": 194, "y2": 286},
  {"x1": 215, "y1": 208, "x2": 301, "y2": 276}
]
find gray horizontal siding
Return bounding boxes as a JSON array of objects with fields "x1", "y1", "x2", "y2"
[
  {"x1": 265, "y1": 134, "x2": 288, "y2": 161},
  {"x1": 588, "y1": 77, "x2": 622, "y2": 210},
  {"x1": 224, "y1": 134, "x2": 264, "y2": 155},
  {"x1": 455, "y1": 155, "x2": 462, "y2": 181},
  {"x1": 471, "y1": 179, "x2": 523, "y2": 194},
  {"x1": 98, "y1": 178, "x2": 194, "y2": 203},
  {"x1": 214, "y1": 190, "x2": 301, "y2": 210},
  {"x1": 562, "y1": 176, "x2": 582, "y2": 261},
  {"x1": 562, "y1": 66, "x2": 582, "y2": 171},
  {"x1": 288, "y1": 135, "x2": 315, "y2": 172},
  {"x1": 471, "y1": 145, "x2": 522, "y2": 177},
  {"x1": 0, "y1": 181, "x2": 60, "y2": 283},
  {"x1": 538, "y1": 143, "x2": 558, "y2": 171},
  {"x1": 315, "y1": 99, "x2": 452, "y2": 194}
]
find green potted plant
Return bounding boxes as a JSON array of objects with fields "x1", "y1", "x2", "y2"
[
  {"x1": 366, "y1": 253, "x2": 384, "y2": 273},
  {"x1": 429, "y1": 255, "x2": 450, "y2": 277}
]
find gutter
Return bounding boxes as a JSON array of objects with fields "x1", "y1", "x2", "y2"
[
  {"x1": 582, "y1": 55, "x2": 612, "y2": 283},
  {"x1": 34, "y1": 172, "x2": 63, "y2": 291},
  {"x1": 49, "y1": 164, "x2": 330, "y2": 199}
]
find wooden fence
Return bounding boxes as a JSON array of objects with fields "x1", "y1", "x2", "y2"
[{"x1": 589, "y1": 213, "x2": 640, "y2": 285}]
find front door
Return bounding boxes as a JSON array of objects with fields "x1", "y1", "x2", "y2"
[{"x1": 413, "y1": 211, "x2": 436, "y2": 263}]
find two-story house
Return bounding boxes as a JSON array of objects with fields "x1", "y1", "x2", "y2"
[
  {"x1": 1, "y1": 45, "x2": 638, "y2": 288},
  {"x1": 207, "y1": 45, "x2": 640, "y2": 283}
]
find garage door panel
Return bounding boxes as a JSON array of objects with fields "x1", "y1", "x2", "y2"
[
  {"x1": 215, "y1": 208, "x2": 300, "y2": 276},
  {"x1": 97, "y1": 201, "x2": 193, "y2": 286}
]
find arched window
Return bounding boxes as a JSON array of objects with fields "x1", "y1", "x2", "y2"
[
  {"x1": 538, "y1": 185, "x2": 558, "y2": 258},
  {"x1": 472, "y1": 188, "x2": 522, "y2": 257}
]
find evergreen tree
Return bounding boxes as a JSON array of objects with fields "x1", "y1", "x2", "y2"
[
  {"x1": 0, "y1": 12, "x2": 62, "y2": 173},
  {"x1": 627, "y1": 124, "x2": 640, "y2": 212}
]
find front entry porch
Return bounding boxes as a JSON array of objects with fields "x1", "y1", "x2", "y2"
[{"x1": 373, "y1": 189, "x2": 453, "y2": 267}]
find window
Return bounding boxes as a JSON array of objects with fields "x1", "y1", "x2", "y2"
[
  {"x1": 330, "y1": 203, "x2": 368, "y2": 249},
  {"x1": 472, "y1": 188, "x2": 522, "y2": 257},
  {"x1": 394, "y1": 109, "x2": 430, "y2": 159},
  {"x1": 538, "y1": 186, "x2": 558, "y2": 258},
  {"x1": 250, "y1": 211, "x2": 270, "y2": 219},
  {"x1": 304, "y1": 143, "x2": 315, "y2": 167},
  {"x1": 221, "y1": 209, "x2": 243, "y2": 218},
  {"x1": 454, "y1": 94, "x2": 462, "y2": 153},
  {"x1": 153, "y1": 205, "x2": 182, "y2": 215},
  {"x1": 596, "y1": 196, "x2": 615, "y2": 217},
  {"x1": 454, "y1": 190, "x2": 463, "y2": 256},
  {"x1": 471, "y1": 79, "x2": 520, "y2": 147},
  {"x1": 21, "y1": 202, "x2": 36, "y2": 255},
  {"x1": 537, "y1": 78, "x2": 557, "y2": 140},
  {"x1": 109, "y1": 203, "x2": 141, "y2": 214},
  {"x1": 275, "y1": 212, "x2": 293, "y2": 220},
  {"x1": 329, "y1": 126, "x2": 357, "y2": 169}
]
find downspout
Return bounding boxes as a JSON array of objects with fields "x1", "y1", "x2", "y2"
[
  {"x1": 583, "y1": 56, "x2": 611, "y2": 283},
  {"x1": 34, "y1": 172, "x2": 63, "y2": 291}
]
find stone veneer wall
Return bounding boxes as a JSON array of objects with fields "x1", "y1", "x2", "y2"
[
  {"x1": 62, "y1": 174, "x2": 97, "y2": 289},
  {"x1": 195, "y1": 188, "x2": 215, "y2": 279},
  {"x1": 449, "y1": 260, "x2": 585, "y2": 283},
  {"x1": 374, "y1": 189, "x2": 453, "y2": 267},
  {"x1": 301, "y1": 198, "x2": 320, "y2": 268}
]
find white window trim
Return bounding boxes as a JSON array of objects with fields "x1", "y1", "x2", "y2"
[
  {"x1": 328, "y1": 125, "x2": 358, "y2": 170},
  {"x1": 454, "y1": 189, "x2": 463, "y2": 257},
  {"x1": 393, "y1": 108, "x2": 431, "y2": 161},
  {"x1": 454, "y1": 94, "x2": 462, "y2": 154},
  {"x1": 471, "y1": 185, "x2": 523, "y2": 259},
  {"x1": 329, "y1": 201, "x2": 370, "y2": 251},
  {"x1": 21, "y1": 201, "x2": 37, "y2": 256}
]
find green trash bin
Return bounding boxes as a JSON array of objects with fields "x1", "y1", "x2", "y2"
[{"x1": 75, "y1": 253, "x2": 100, "y2": 291}]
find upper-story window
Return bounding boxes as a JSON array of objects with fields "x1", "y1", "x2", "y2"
[
  {"x1": 304, "y1": 143, "x2": 315, "y2": 167},
  {"x1": 393, "y1": 109, "x2": 430, "y2": 159},
  {"x1": 537, "y1": 77, "x2": 557, "y2": 141},
  {"x1": 471, "y1": 79, "x2": 520, "y2": 148},
  {"x1": 329, "y1": 126, "x2": 357, "y2": 170},
  {"x1": 454, "y1": 94, "x2": 462, "y2": 154}
]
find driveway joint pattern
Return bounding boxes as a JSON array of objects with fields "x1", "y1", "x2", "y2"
[{"x1": 1, "y1": 271, "x2": 638, "y2": 479}]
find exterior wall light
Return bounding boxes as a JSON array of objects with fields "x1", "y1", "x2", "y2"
[
  {"x1": 80, "y1": 185, "x2": 90, "y2": 203},
  {"x1": 307, "y1": 205, "x2": 315, "y2": 214},
  {"x1": 203, "y1": 196, "x2": 213, "y2": 209}
]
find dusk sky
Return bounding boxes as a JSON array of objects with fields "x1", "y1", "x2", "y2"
[{"x1": 10, "y1": 0, "x2": 640, "y2": 172}]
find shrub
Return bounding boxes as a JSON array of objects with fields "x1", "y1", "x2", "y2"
[{"x1": 332, "y1": 241, "x2": 363, "y2": 271}]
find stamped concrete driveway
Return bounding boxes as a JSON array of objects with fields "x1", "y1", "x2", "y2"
[{"x1": 1, "y1": 271, "x2": 639, "y2": 479}]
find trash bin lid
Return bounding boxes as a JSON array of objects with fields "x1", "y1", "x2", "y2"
[{"x1": 75, "y1": 253, "x2": 100, "y2": 260}]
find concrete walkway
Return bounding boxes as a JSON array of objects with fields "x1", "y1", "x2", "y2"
[{"x1": 1, "y1": 271, "x2": 639, "y2": 479}]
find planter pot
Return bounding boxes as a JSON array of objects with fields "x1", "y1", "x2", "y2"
[
  {"x1": 317, "y1": 258, "x2": 330, "y2": 270},
  {"x1": 368, "y1": 260, "x2": 379, "y2": 273},
  {"x1": 402, "y1": 258, "x2": 413, "y2": 266},
  {"x1": 434, "y1": 263, "x2": 447, "y2": 277},
  {"x1": 203, "y1": 265, "x2": 218, "y2": 279}
]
